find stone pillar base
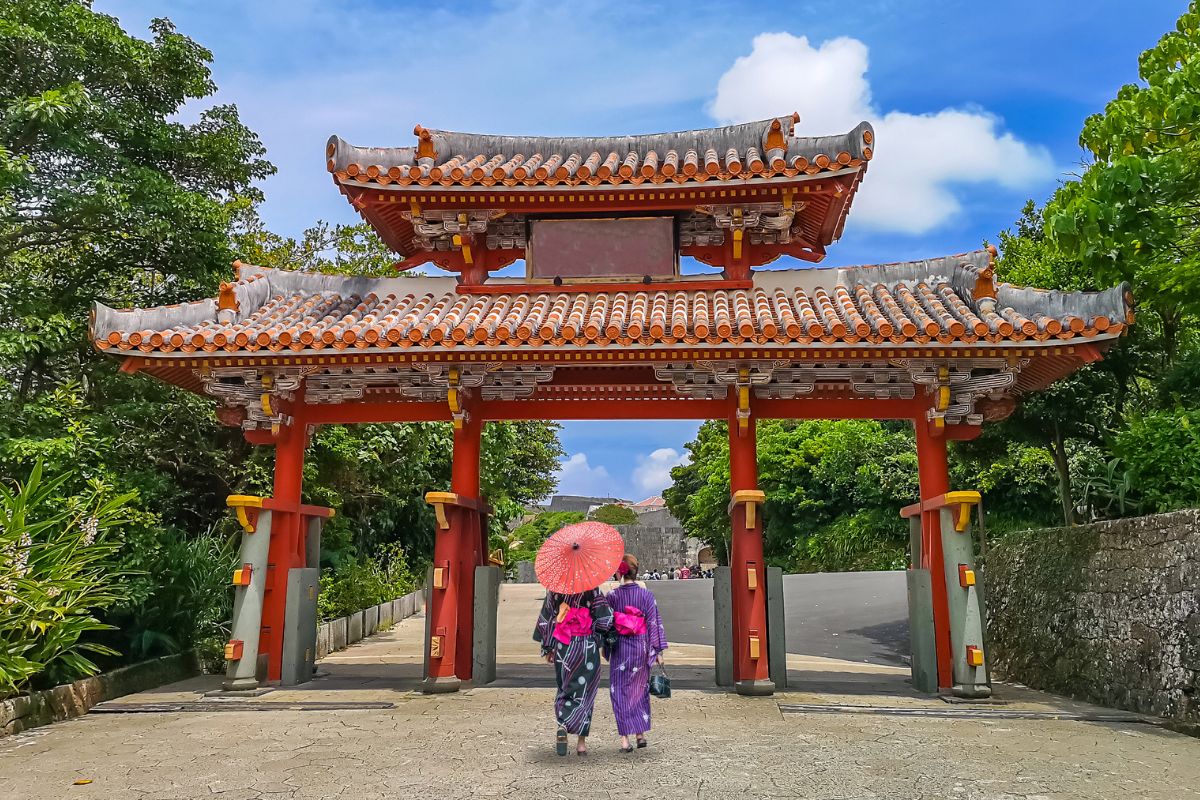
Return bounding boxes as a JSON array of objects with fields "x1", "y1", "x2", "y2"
[
  {"x1": 735, "y1": 679, "x2": 775, "y2": 697},
  {"x1": 950, "y1": 683, "x2": 992, "y2": 699},
  {"x1": 421, "y1": 676, "x2": 462, "y2": 694}
]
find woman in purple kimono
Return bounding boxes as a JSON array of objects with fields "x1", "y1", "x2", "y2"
[
  {"x1": 534, "y1": 587, "x2": 613, "y2": 756},
  {"x1": 606, "y1": 554, "x2": 668, "y2": 752}
]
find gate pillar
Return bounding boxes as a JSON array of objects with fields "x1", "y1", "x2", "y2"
[
  {"x1": 913, "y1": 423, "x2": 953, "y2": 691},
  {"x1": 423, "y1": 412, "x2": 487, "y2": 692},
  {"x1": 223, "y1": 493, "x2": 333, "y2": 691},
  {"x1": 901, "y1": 491, "x2": 990, "y2": 697},
  {"x1": 727, "y1": 412, "x2": 774, "y2": 696}
]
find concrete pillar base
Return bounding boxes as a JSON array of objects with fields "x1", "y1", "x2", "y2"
[
  {"x1": 421, "y1": 676, "x2": 462, "y2": 694},
  {"x1": 950, "y1": 683, "x2": 992, "y2": 699},
  {"x1": 734, "y1": 679, "x2": 776, "y2": 697}
]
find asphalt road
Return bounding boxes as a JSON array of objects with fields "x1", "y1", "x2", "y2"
[{"x1": 646, "y1": 571, "x2": 910, "y2": 666}]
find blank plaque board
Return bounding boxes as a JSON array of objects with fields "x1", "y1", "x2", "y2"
[{"x1": 528, "y1": 217, "x2": 676, "y2": 281}]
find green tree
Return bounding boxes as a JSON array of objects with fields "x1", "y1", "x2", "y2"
[
  {"x1": 665, "y1": 419, "x2": 918, "y2": 572},
  {"x1": 983, "y1": 213, "x2": 1118, "y2": 525},
  {"x1": 234, "y1": 220, "x2": 398, "y2": 277},
  {"x1": 1044, "y1": 2, "x2": 1200, "y2": 361},
  {"x1": 504, "y1": 511, "x2": 586, "y2": 566},
  {"x1": 0, "y1": 1, "x2": 273, "y2": 397},
  {"x1": 590, "y1": 503, "x2": 637, "y2": 525}
]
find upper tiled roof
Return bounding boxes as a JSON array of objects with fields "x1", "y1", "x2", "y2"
[
  {"x1": 327, "y1": 115, "x2": 874, "y2": 189},
  {"x1": 91, "y1": 251, "x2": 1131, "y2": 357}
]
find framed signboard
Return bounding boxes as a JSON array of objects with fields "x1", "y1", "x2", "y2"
[{"x1": 527, "y1": 216, "x2": 677, "y2": 282}]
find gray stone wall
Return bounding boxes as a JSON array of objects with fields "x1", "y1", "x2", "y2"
[
  {"x1": 1, "y1": 652, "x2": 199, "y2": 737},
  {"x1": 984, "y1": 509, "x2": 1200, "y2": 724},
  {"x1": 615, "y1": 525, "x2": 703, "y2": 571},
  {"x1": 633, "y1": 507, "x2": 678, "y2": 527}
]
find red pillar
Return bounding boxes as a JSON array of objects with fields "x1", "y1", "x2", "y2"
[
  {"x1": 427, "y1": 412, "x2": 484, "y2": 687},
  {"x1": 261, "y1": 418, "x2": 308, "y2": 683},
  {"x1": 914, "y1": 420, "x2": 954, "y2": 691},
  {"x1": 728, "y1": 412, "x2": 773, "y2": 694}
]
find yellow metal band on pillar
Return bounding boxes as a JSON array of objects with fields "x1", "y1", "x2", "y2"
[
  {"x1": 748, "y1": 635, "x2": 761, "y2": 659},
  {"x1": 732, "y1": 228, "x2": 743, "y2": 260},
  {"x1": 782, "y1": 189, "x2": 794, "y2": 210},
  {"x1": 745, "y1": 500, "x2": 756, "y2": 529},
  {"x1": 409, "y1": 200, "x2": 421, "y2": 218},
  {"x1": 261, "y1": 393, "x2": 273, "y2": 417}
]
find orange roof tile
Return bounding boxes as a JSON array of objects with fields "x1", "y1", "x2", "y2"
[
  {"x1": 327, "y1": 115, "x2": 872, "y2": 191},
  {"x1": 91, "y1": 251, "x2": 1132, "y2": 358}
]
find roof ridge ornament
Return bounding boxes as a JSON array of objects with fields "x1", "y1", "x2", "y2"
[
  {"x1": 414, "y1": 125, "x2": 437, "y2": 162},
  {"x1": 974, "y1": 245, "x2": 999, "y2": 300}
]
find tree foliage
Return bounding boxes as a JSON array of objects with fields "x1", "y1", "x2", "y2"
[
  {"x1": 0, "y1": 461, "x2": 138, "y2": 695},
  {"x1": 0, "y1": 1, "x2": 273, "y2": 399},
  {"x1": 590, "y1": 504, "x2": 637, "y2": 525},
  {"x1": 1045, "y1": 3, "x2": 1200, "y2": 350},
  {"x1": 0, "y1": 4, "x2": 566, "y2": 691},
  {"x1": 504, "y1": 511, "x2": 586, "y2": 567},
  {"x1": 666, "y1": 420, "x2": 918, "y2": 572}
]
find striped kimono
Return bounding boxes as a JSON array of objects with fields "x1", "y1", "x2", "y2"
[
  {"x1": 606, "y1": 582, "x2": 668, "y2": 736},
  {"x1": 534, "y1": 590, "x2": 614, "y2": 736}
]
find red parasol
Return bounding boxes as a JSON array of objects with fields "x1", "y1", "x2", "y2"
[{"x1": 534, "y1": 520, "x2": 625, "y2": 595}]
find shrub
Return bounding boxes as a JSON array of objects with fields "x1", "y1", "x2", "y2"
[
  {"x1": 317, "y1": 541, "x2": 416, "y2": 621},
  {"x1": 0, "y1": 462, "x2": 137, "y2": 698},
  {"x1": 1113, "y1": 408, "x2": 1200, "y2": 513},
  {"x1": 789, "y1": 509, "x2": 908, "y2": 573},
  {"x1": 102, "y1": 525, "x2": 239, "y2": 672}
]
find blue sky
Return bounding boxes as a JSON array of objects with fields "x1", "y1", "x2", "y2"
[{"x1": 101, "y1": 0, "x2": 1185, "y2": 500}]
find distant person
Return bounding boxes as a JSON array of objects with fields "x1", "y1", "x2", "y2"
[
  {"x1": 680, "y1": 566, "x2": 690, "y2": 580},
  {"x1": 607, "y1": 554, "x2": 668, "y2": 752}
]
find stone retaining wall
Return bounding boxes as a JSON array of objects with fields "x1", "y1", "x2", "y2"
[
  {"x1": 613, "y1": 524, "x2": 703, "y2": 571},
  {"x1": 984, "y1": 509, "x2": 1200, "y2": 724},
  {"x1": 316, "y1": 588, "x2": 424, "y2": 659},
  {"x1": 0, "y1": 652, "x2": 199, "y2": 737}
]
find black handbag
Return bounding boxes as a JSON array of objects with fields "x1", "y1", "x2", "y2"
[{"x1": 649, "y1": 663, "x2": 671, "y2": 699}]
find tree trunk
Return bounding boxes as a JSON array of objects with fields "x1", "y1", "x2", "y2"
[
  {"x1": 1161, "y1": 306, "x2": 1180, "y2": 369},
  {"x1": 1050, "y1": 421, "x2": 1074, "y2": 526}
]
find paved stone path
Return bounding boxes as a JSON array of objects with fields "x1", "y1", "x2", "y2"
[{"x1": 1, "y1": 584, "x2": 1198, "y2": 799}]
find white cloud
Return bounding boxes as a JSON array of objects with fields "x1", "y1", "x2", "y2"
[
  {"x1": 631, "y1": 448, "x2": 689, "y2": 497},
  {"x1": 710, "y1": 32, "x2": 1055, "y2": 234},
  {"x1": 555, "y1": 453, "x2": 613, "y2": 497}
]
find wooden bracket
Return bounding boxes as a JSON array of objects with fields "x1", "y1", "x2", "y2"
[
  {"x1": 447, "y1": 367, "x2": 466, "y2": 430},
  {"x1": 735, "y1": 368, "x2": 751, "y2": 436},
  {"x1": 729, "y1": 489, "x2": 767, "y2": 530},
  {"x1": 226, "y1": 494, "x2": 264, "y2": 533},
  {"x1": 899, "y1": 490, "x2": 981, "y2": 533},
  {"x1": 425, "y1": 491, "x2": 490, "y2": 531}
]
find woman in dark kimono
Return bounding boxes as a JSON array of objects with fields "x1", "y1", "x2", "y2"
[
  {"x1": 606, "y1": 554, "x2": 668, "y2": 752},
  {"x1": 534, "y1": 587, "x2": 613, "y2": 756}
]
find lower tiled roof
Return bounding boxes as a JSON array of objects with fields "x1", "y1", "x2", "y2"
[{"x1": 91, "y1": 251, "x2": 1131, "y2": 356}]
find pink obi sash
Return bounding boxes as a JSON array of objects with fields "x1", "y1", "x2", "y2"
[
  {"x1": 552, "y1": 606, "x2": 594, "y2": 645},
  {"x1": 613, "y1": 605, "x2": 647, "y2": 636}
]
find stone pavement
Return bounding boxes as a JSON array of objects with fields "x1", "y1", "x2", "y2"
[{"x1": 1, "y1": 585, "x2": 1198, "y2": 800}]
